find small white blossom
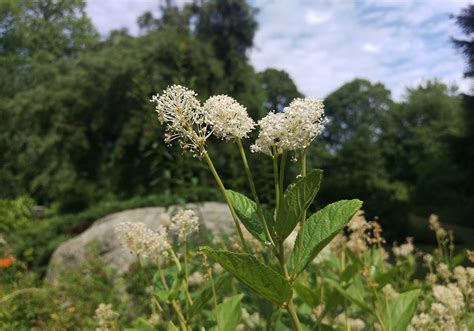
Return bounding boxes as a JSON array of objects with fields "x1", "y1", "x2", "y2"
[
  {"x1": 117, "y1": 222, "x2": 170, "y2": 259},
  {"x1": 251, "y1": 97, "x2": 326, "y2": 155},
  {"x1": 334, "y1": 313, "x2": 365, "y2": 330},
  {"x1": 433, "y1": 284, "x2": 465, "y2": 315},
  {"x1": 95, "y1": 303, "x2": 119, "y2": 331},
  {"x1": 251, "y1": 111, "x2": 287, "y2": 155},
  {"x1": 393, "y1": 237, "x2": 414, "y2": 257},
  {"x1": 151, "y1": 85, "x2": 210, "y2": 157},
  {"x1": 436, "y1": 262, "x2": 450, "y2": 279},
  {"x1": 203, "y1": 95, "x2": 255, "y2": 140},
  {"x1": 169, "y1": 209, "x2": 200, "y2": 243},
  {"x1": 280, "y1": 97, "x2": 326, "y2": 151},
  {"x1": 431, "y1": 303, "x2": 448, "y2": 316},
  {"x1": 188, "y1": 271, "x2": 205, "y2": 286},
  {"x1": 382, "y1": 284, "x2": 399, "y2": 300}
]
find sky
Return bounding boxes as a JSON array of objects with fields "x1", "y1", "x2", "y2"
[{"x1": 85, "y1": 0, "x2": 473, "y2": 100}]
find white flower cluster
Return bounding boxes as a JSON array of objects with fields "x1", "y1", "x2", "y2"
[
  {"x1": 433, "y1": 284, "x2": 465, "y2": 315},
  {"x1": 117, "y1": 222, "x2": 170, "y2": 259},
  {"x1": 203, "y1": 95, "x2": 255, "y2": 140},
  {"x1": 152, "y1": 86, "x2": 257, "y2": 156},
  {"x1": 392, "y1": 237, "x2": 414, "y2": 257},
  {"x1": 188, "y1": 271, "x2": 205, "y2": 286},
  {"x1": 95, "y1": 303, "x2": 119, "y2": 331},
  {"x1": 251, "y1": 97, "x2": 326, "y2": 155},
  {"x1": 151, "y1": 85, "x2": 209, "y2": 157},
  {"x1": 382, "y1": 284, "x2": 400, "y2": 300},
  {"x1": 169, "y1": 209, "x2": 200, "y2": 243},
  {"x1": 334, "y1": 313, "x2": 365, "y2": 330}
]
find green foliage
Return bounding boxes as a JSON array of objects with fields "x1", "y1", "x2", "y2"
[
  {"x1": 200, "y1": 247, "x2": 292, "y2": 305},
  {"x1": 275, "y1": 169, "x2": 323, "y2": 240},
  {"x1": 453, "y1": 5, "x2": 474, "y2": 78},
  {"x1": 226, "y1": 190, "x2": 266, "y2": 242},
  {"x1": 382, "y1": 289, "x2": 421, "y2": 331},
  {"x1": 290, "y1": 199, "x2": 363, "y2": 274},
  {"x1": 215, "y1": 294, "x2": 243, "y2": 331},
  {"x1": 0, "y1": 196, "x2": 34, "y2": 234},
  {"x1": 258, "y1": 68, "x2": 303, "y2": 112}
]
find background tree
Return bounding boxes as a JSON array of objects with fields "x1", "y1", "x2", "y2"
[{"x1": 453, "y1": 5, "x2": 474, "y2": 78}]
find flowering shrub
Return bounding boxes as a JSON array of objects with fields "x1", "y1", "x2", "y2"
[{"x1": 1, "y1": 86, "x2": 472, "y2": 330}]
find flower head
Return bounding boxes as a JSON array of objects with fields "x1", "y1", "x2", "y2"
[
  {"x1": 151, "y1": 85, "x2": 209, "y2": 157},
  {"x1": 251, "y1": 97, "x2": 326, "y2": 155},
  {"x1": 280, "y1": 97, "x2": 326, "y2": 151},
  {"x1": 433, "y1": 284, "x2": 465, "y2": 315},
  {"x1": 251, "y1": 111, "x2": 287, "y2": 155},
  {"x1": 203, "y1": 95, "x2": 255, "y2": 140},
  {"x1": 117, "y1": 222, "x2": 170, "y2": 259},
  {"x1": 169, "y1": 209, "x2": 200, "y2": 243}
]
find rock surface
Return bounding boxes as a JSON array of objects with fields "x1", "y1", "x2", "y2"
[{"x1": 46, "y1": 202, "x2": 234, "y2": 284}]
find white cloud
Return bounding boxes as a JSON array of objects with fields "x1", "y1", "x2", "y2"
[
  {"x1": 305, "y1": 10, "x2": 332, "y2": 25},
  {"x1": 362, "y1": 43, "x2": 380, "y2": 54},
  {"x1": 86, "y1": 0, "x2": 473, "y2": 100}
]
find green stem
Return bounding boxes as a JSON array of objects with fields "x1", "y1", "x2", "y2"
[
  {"x1": 276, "y1": 243, "x2": 303, "y2": 331},
  {"x1": 293, "y1": 150, "x2": 307, "y2": 278},
  {"x1": 272, "y1": 149, "x2": 280, "y2": 213},
  {"x1": 279, "y1": 151, "x2": 288, "y2": 197},
  {"x1": 206, "y1": 261, "x2": 221, "y2": 331},
  {"x1": 203, "y1": 151, "x2": 249, "y2": 252},
  {"x1": 286, "y1": 300, "x2": 303, "y2": 331},
  {"x1": 236, "y1": 138, "x2": 274, "y2": 245},
  {"x1": 158, "y1": 263, "x2": 188, "y2": 330},
  {"x1": 183, "y1": 240, "x2": 193, "y2": 309}
]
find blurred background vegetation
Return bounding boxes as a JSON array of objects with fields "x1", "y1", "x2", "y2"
[{"x1": 0, "y1": 0, "x2": 473, "y2": 274}]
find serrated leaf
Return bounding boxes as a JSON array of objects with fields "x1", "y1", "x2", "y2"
[
  {"x1": 226, "y1": 190, "x2": 266, "y2": 242},
  {"x1": 200, "y1": 247, "x2": 292, "y2": 305},
  {"x1": 275, "y1": 169, "x2": 323, "y2": 240},
  {"x1": 216, "y1": 294, "x2": 243, "y2": 331},
  {"x1": 290, "y1": 199, "x2": 363, "y2": 274},
  {"x1": 189, "y1": 274, "x2": 231, "y2": 318},
  {"x1": 383, "y1": 289, "x2": 420, "y2": 331}
]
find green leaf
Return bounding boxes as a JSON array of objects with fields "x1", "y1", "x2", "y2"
[
  {"x1": 200, "y1": 247, "x2": 292, "y2": 305},
  {"x1": 294, "y1": 282, "x2": 319, "y2": 307},
  {"x1": 189, "y1": 274, "x2": 231, "y2": 318},
  {"x1": 275, "y1": 169, "x2": 323, "y2": 240},
  {"x1": 167, "y1": 322, "x2": 179, "y2": 331},
  {"x1": 383, "y1": 289, "x2": 420, "y2": 331},
  {"x1": 325, "y1": 278, "x2": 373, "y2": 314},
  {"x1": 226, "y1": 190, "x2": 266, "y2": 242},
  {"x1": 217, "y1": 294, "x2": 243, "y2": 331},
  {"x1": 290, "y1": 199, "x2": 363, "y2": 274}
]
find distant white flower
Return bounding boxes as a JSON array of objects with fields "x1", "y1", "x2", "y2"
[
  {"x1": 169, "y1": 209, "x2": 200, "y2": 243},
  {"x1": 251, "y1": 97, "x2": 326, "y2": 155},
  {"x1": 188, "y1": 271, "x2": 205, "y2": 286},
  {"x1": 433, "y1": 284, "x2": 465, "y2": 315},
  {"x1": 382, "y1": 284, "x2": 399, "y2": 300},
  {"x1": 431, "y1": 303, "x2": 447, "y2": 317},
  {"x1": 203, "y1": 95, "x2": 255, "y2": 140},
  {"x1": 95, "y1": 303, "x2": 119, "y2": 331},
  {"x1": 334, "y1": 313, "x2": 365, "y2": 330},
  {"x1": 392, "y1": 237, "x2": 414, "y2": 257},
  {"x1": 117, "y1": 222, "x2": 170, "y2": 259},
  {"x1": 436, "y1": 262, "x2": 450, "y2": 279},
  {"x1": 151, "y1": 85, "x2": 210, "y2": 157}
]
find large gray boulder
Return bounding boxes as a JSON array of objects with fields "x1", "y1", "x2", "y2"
[{"x1": 46, "y1": 202, "x2": 234, "y2": 284}]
